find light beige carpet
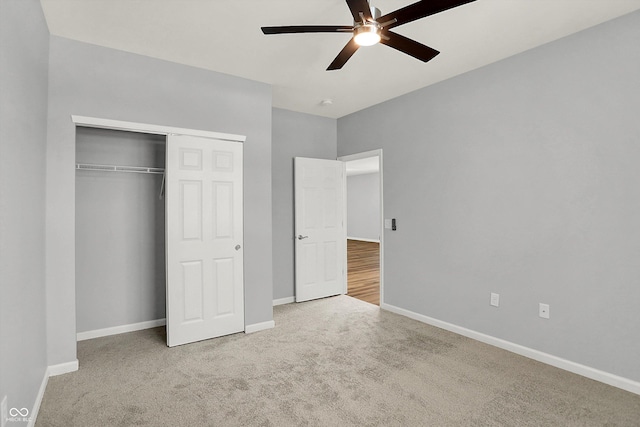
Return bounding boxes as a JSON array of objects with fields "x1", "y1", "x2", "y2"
[{"x1": 37, "y1": 296, "x2": 640, "y2": 426}]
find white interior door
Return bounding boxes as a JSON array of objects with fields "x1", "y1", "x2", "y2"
[
  {"x1": 294, "y1": 157, "x2": 346, "y2": 302},
  {"x1": 166, "y1": 134, "x2": 244, "y2": 347}
]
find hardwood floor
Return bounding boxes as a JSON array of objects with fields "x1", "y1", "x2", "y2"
[{"x1": 347, "y1": 239, "x2": 380, "y2": 306}]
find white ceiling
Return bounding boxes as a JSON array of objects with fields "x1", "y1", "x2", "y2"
[{"x1": 40, "y1": 0, "x2": 640, "y2": 119}]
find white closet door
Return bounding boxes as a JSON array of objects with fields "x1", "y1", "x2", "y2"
[
  {"x1": 294, "y1": 157, "x2": 346, "y2": 302},
  {"x1": 166, "y1": 134, "x2": 244, "y2": 347}
]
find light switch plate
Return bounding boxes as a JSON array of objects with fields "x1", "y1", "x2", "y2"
[
  {"x1": 384, "y1": 219, "x2": 393, "y2": 229},
  {"x1": 490, "y1": 293, "x2": 500, "y2": 307}
]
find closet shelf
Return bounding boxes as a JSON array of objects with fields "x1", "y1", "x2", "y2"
[{"x1": 76, "y1": 163, "x2": 164, "y2": 175}]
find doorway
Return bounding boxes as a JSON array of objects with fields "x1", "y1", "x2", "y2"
[{"x1": 339, "y1": 150, "x2": 383, "y2": 306}]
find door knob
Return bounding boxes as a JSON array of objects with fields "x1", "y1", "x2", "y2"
[
  {"x1": 297, "y1": 235, "x2": 309, "y2": 240},
  {"x1": 235, "y1": 244, "x2": 241, "y2": 250}
]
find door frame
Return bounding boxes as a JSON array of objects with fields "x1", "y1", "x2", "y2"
[
  {"x1": 72, "y1": 115, "x2": 246, "y2": 346},
  {"x1": 72, "y1": 115, "x2": 245, "y2": 142},
  {"x1": 338, "y1": 149, "x2": 384, "y2": 305}
]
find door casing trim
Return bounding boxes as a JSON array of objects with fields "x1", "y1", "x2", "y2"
[{"x1": 338, "y1": 149, "x2": 384, "y2": 305}]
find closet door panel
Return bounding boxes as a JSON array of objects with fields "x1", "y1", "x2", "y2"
[
  {"x1": 181, "y1": 260, "x2": 204, "y2": 322},
  {"x1": 166, "y1": 135, "x2": 244, "y2": 347},
  {"x1": 213, "y1": 182, "x2": 234, "y2": 239},
  {"x1": 180, "y1": 181, "x2": 203, "y2": 241},
  {"x1": 213, "y1": 257, "x2": 235, "y2": 316}
]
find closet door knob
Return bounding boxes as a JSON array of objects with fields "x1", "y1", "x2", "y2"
[{"x1": 235, "y1": 244, "x2": 241, "y2": 250}]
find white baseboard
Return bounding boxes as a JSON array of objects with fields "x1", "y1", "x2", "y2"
[
  {"x1": 47, "y1": 359, "x2": 79, "y2": 377},
  {"x1": 40, "y1": 358, "x2": 78, "y2": 427},
  {"x1": 28, "y1": 367, "x2": 49, "y2": 427},
  {"x1": 381, "y1": 303, "x2": 640, "y2": 396},
  {"x1": 245, "y1": 320, "x2": 275, "y2": 334},
  {"x1": 273, "y1": 297, "x2": 295, "y2": 306},
  {"x1": 347, "y1": 236, "x2": 380, "y2": 243},
  {"x1": 77, "y1": 318, "x2": 166, "y2": 341},
  {"x1": 25, "y1": 361, "x2": 79, "y2": 427}
]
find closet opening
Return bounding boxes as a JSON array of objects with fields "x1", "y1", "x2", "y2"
[{"x1": 75, "y1": 127, "x2": 167, "y2": 342}]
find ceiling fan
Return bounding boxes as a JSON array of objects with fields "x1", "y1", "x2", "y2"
[{"x1": 261, "y1": 0, "x2": 477, "y2": 70}]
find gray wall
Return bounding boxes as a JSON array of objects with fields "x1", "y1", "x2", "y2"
[
  {"x1": 75, "y1": 128, "x2": 166, "y2": 333},
  {"x1": 0, "y1": 0, "x2": 50, "y2": 421},
  {"x1": 347, "y1": 173, "x2": 380, "y2": 241},
  {"x1": 272, "y1": 108, "x2": 337, "y2": 300},
  {"x1": 46, "y1": 36, "x2": 273, "y2": 366},
  {"x1": 338, "y1": 10, "x2": 640, "y2": 382}
]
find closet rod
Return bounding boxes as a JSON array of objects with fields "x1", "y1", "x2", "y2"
[{"x1": 76, "y1": 163, "x2": 164, "y2": 175}]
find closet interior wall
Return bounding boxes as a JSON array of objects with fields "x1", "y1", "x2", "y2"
[{"x1": 75, "y1": 127, "x2": 166, "y2": 335}]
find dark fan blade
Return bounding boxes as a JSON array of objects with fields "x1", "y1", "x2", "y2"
[
  {"x1": 327, "y1": 38, "x2": 359, "y2": 70},
  {"x1": 380, "y1": 31, "x2": 440, "y2": 62},
  {"x1": 346, "y1": 0, "x2": 372, "y2": 22},
  {"x1": 261, "y1": 25, "x2": 353, "y2": 35},
  {"x1": 378, "y1": 0, "x2": 476, "y2": 29}
]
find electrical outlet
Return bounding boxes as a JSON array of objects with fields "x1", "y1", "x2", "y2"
[
  {"x1": 1, "y1": 395, "x2": 7, "y2": 427},
  {"x1": 490, "y1": 293, "x2": 500, "y2": 307},
  {"x1": 539, "y1": 303, "x2": 550, "y2": 319}
]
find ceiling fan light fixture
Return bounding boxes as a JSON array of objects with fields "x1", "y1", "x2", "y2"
[
  {"x1": 354, "y1": 24, "x2": 381, "y2": 46},
  {"x1": 261, "y1": 0, "x2": 476, "y2": 70}
]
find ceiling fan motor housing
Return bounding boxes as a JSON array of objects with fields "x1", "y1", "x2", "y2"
[
  {"x1": 353, "y1": 6, "x2": 382, "y2": 46},
  {"x1": 354, "y1": 6, "x2": 381, "y2": 27}
]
